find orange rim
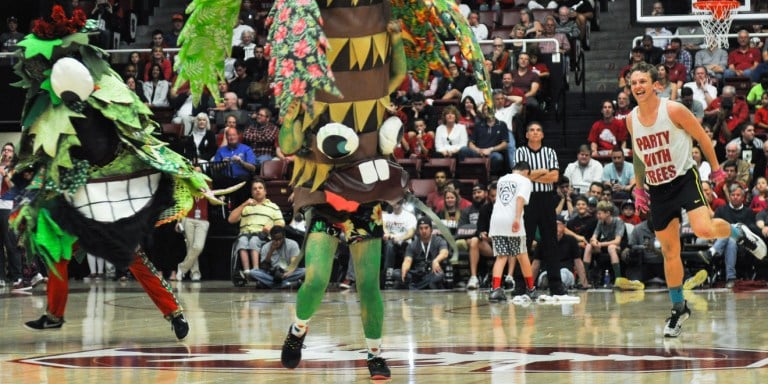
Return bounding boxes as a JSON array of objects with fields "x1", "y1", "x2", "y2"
[{"x1": 692, "y1": 0, "x2": 741, "y2": 20}]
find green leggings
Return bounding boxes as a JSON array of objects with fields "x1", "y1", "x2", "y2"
[{"x1": 296, "y1": 232, "x2": 384, "y2": 339}]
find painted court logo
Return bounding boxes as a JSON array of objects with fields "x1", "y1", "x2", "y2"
[{"x1": 14, "y1": 345, "x2": 768, "y2": 373}]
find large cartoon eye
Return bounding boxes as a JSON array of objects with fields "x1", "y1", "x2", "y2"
[
  {"x1": 50, "y1": 57, "x2": 94, "y2": 103},
  {"x1": 379, "y1": 116, "x2": 403, "y2": 155},
  {"x1": 316, "y1": 123, "x2": 359, "y2": 159}
]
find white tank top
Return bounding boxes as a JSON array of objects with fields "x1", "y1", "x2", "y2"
[{"x1": 630, "y1": 98, "x2": 695, "y2": 186}]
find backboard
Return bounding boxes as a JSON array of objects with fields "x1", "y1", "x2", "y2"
[{"x1": 630, "y1": 0, "x2": 768, "y2": 27}]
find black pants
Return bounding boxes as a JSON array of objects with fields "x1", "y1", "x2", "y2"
[
  {"x1": 524, "y1": 191, "x2": 561, "y2": 287},
  {"x1": 0, "y1": 208, "x2": 22, "y2": 281}
]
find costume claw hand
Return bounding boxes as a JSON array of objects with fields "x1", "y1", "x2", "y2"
[
  {"x1": 200, "y1": 182, "x2": 246, "y2": 205},
  {"x1": 709, "y1": 168, "x2": 726, "y2": 185},
  {"x1": 632, "y1": 188, "x2": 650, "y2": 214}
]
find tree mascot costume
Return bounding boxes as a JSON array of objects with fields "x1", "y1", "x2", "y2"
[
  {"x1": 172, "y1": 0, "x2": 490, "y2": 378},
  {"x1": 11, "y1": 7, "x2": 236, "y2": 339}
]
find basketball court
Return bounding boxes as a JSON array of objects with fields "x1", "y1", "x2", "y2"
[{"x1": 2, "y1": 280, "x2": 768, "y2": 382}]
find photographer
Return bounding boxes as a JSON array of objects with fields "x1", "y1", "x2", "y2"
[
  {"x1": 249, "y1": 226, "x2": 305, "y2": 288},
  {"x1": 90, "y1": 0, "x2": 118, "y2": 49},
  {"x1": 704, "y1": 85, "x2": 749, "y2": 160},
  {"x1": 399, "y1": 217, "x2": 450, "y2": 290}
]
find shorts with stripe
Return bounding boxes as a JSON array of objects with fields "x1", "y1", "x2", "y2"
[
  {"x1": 491, "y1": 236, "x2": 527, "y2": 257},
  {"x1": 648, "y1": 167, "x2": 706, "y2": 232}
]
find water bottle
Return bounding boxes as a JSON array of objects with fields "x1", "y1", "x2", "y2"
[
  {"x1": 444, "y1": 264, "x2": 454, "y2": 288},
  {"x1": 603, "y1": 270, "x2": 611, "y2": 287}
]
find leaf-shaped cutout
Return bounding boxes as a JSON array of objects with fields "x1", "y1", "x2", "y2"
[
  {"x1": 91, "y1": 73, "x2": 134, "y2": 104},
  {"x1": 28, "y1": 105, "x2": 81, "y2": 158}
]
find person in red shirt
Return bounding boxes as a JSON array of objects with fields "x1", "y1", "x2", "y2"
[
  {"x1": 619, "y1": 200, "x2": 642, "y2": 225},
  {"x1": 703, "y1": 85, "x2": 749, "y2": 158},
  {"x1": 588, "y1": 100, "x2": 628, "y2": 157},
  {"x1": 662, "y1": 45, "x2": 687, "y2": 89},
  {"x1": 724, "y1": 29, "x2": 761, "y2": 79}
]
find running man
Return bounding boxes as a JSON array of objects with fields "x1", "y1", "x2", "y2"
[{"x1": 627, "y1": 62, "x2": 766, "y2": 338}]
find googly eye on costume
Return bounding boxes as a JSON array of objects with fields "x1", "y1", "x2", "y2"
[{"x1": 316, "y1": 123, "x2": 359, "y2": 159}]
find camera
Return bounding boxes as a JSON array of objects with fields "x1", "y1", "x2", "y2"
[{"x1": 721, "y1": 97, "x2": 734, "y2": 110}]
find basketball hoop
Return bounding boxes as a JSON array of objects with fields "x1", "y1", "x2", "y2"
[{"x1": 692, "y1": 0, "x2": 740, "y2": 49}]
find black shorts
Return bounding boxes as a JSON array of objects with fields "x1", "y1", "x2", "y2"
[{"x1": 648, "y1": 167, "x2": 707, "y2": 232}]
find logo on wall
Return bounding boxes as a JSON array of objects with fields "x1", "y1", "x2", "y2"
[{"x1": 14, "y1": 344, "x2": 768, "y2": 372}]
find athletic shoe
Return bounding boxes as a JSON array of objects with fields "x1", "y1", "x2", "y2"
[
  {"x1": 367, "y1": 356, "x2": 391, "y2": 380},
  {"x1": 190, "y1": 271, "x2": 201, "y2": 281},
  {"x1": 504, "y1": 274, "x2": 515, "y2": 290},
  {"x1": 683, "y1": 270, "x2": 708, "y2": 290},
  {"x1": 736, "y1": 223, "x2": 767, "y2": 260},
  {"x1": 30, "y1": 273, "x2": 45, "y2": 288},
  {"x1": 525, "y1": 287, "x2": 539, "y2": 300},
  {"x1": 171, "y1": 313, "x2": 189, "y2": 341},
  {"x1": 489, "y1": 287, "x2": 507, "y2": 302},
  {"x1": 12, "y1": 278, "x2": 24, "y2": 290},
  {"x1": 466, "y1": 276, "x2": 479, "y2": 290},
  {"x1": 663, "y1": 302, "x2": 691, "y2": 338},
  {"x1": 281, "y1": 326, "x2": 307, "y2": 368},
  {"x1": 239, "y1": 269, "x2": 250, "y2": 281},
  {"x1": 24, "y1": 315, "x2": 64, "y2": 330},
  {"x1": 725, "y1": 279, "x2": 736, "y2": 289},
  {"x1": 176, "y1": 266, "x2": 185, "y2": 281},
  {"x1": 614, "y1": 277, "x2": 645, "y2": 291},
  {"x1": 549, "y1": 281, "x2": 568, "y2": 296},
  {"x1": 0, "y1": 279, "x2": 5, "y2": 288},
  {"x1": 339, "y1": 279, "x2": 353, "y2": 289}
]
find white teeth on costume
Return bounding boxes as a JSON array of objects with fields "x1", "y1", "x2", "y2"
[
  {"x1": 357, "y1": 160, "x2": 391, "y2": 184},
  {"x1": 64, "y1": 173, "x2": 161, "y2": 222}
]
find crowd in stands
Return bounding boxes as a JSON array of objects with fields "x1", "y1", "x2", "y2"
[{"x1": 5, "y1": 1, "x2": 768, "y2": 292}]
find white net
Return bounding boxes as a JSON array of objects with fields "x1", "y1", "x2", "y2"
[{"x1": 692, "y1": 3, "x2": 739, "y2": 49}]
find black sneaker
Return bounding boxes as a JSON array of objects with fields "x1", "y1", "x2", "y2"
[
  {"x1": 526, "y1": 287, "x2": 539, "y2": 300},
  {"x1": 663, "y1": 302, "x2": 691, "y2": 338},
  {"x1": 24, "y1": 315, "x2": 64, "y2": 330},
  {"x1": 171, "y1": 313, "x2": 189, "y2": 341},
  {"x1": 489, "y1": 287, "x2": 507, "y2": 302},
  {"x1": 281, "y1": 326, "x2": 307, "y2": 368},
  {"x1": 549, "y1": 281, "x2": 568, "y2": 296},
  {"x1": 367, "y1": 356, "x2": 391, "y2": 379}
]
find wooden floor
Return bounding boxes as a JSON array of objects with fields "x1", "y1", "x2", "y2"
[{"x1": 2, "y1": 280, "x2": 768, "y2": 383}]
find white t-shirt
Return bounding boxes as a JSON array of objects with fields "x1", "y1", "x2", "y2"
[
  {"x1": 383, "y1": 209, "x2": 417, "y2": 244},
  {"x1": 489, "y1": 172, "x2": 532, "y2": 237}
]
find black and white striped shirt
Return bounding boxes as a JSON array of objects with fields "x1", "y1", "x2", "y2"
[{"x1": 515, "y1": 146, "x2": 559, "y2": 192}]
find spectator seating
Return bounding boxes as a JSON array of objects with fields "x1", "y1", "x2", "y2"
[
  {"x1": 421, "y1": 158, "x2": 456, "y2": 179},
  {"x1": 259, "y1": 159, "x2": 293, "y2": 219},
  {"x1": 409, "y1": 178, "x2": 437, "y2": 202},
  {"x1": 499, "y1": 10, "x2": 521, "y2": 28},
  {"x1": 455, "y1": 157, "x2": 490, "y2": 185},
  {"x1": 724, "y1": 77, "x2": 752, "y2": 98},
  {"x1": 478, "y1": 10, "x2": 499, "y2": 32},
  {"x1": 397, "y1": 157, "x2": 422, "y2": 179}
]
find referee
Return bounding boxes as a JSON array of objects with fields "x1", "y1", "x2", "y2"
[{"x1": 514, "y1": 121, "x2": 568, "y2": 295}]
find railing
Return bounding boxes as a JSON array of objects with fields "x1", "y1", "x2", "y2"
[{"x1": 631, "y1": 32, "x2": 768, "y2": 49}]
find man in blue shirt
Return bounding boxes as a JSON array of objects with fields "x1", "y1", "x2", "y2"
[{"x1": 214, "y1": 127, "x2": 257, "y2": 180}]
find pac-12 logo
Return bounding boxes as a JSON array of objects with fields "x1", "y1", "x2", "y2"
[{"x1": 497, "y1": 181, "x2": 517, "y2": 206}]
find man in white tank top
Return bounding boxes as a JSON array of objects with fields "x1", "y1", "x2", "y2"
[{"x1": 626, "y1": 62, "x2": 766, "y2": 338}]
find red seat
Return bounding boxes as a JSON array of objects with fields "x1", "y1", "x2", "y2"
[
  {"x1": 396, "y1": 157, "x2": 422, "y2": 179},
  {"x1": 456, "y1": 157, "x2": 490, "y2": 184},
  {"x1": 421, "y1": 158, "x2": 456, "y2": 179},
  {"x1": 409, "y1": 179, "x2": 437, "y2": 201},
  {"x1": 259, "y1": 159, "x2": 287, "y2": 181},
  {"x1": 500, "y1": 10, "x2": 521, "y2": 27}
]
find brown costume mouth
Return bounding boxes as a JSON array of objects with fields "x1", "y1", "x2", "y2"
[{"x1": 63, "y1": 170, "x2": 161, "y2": 222}]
